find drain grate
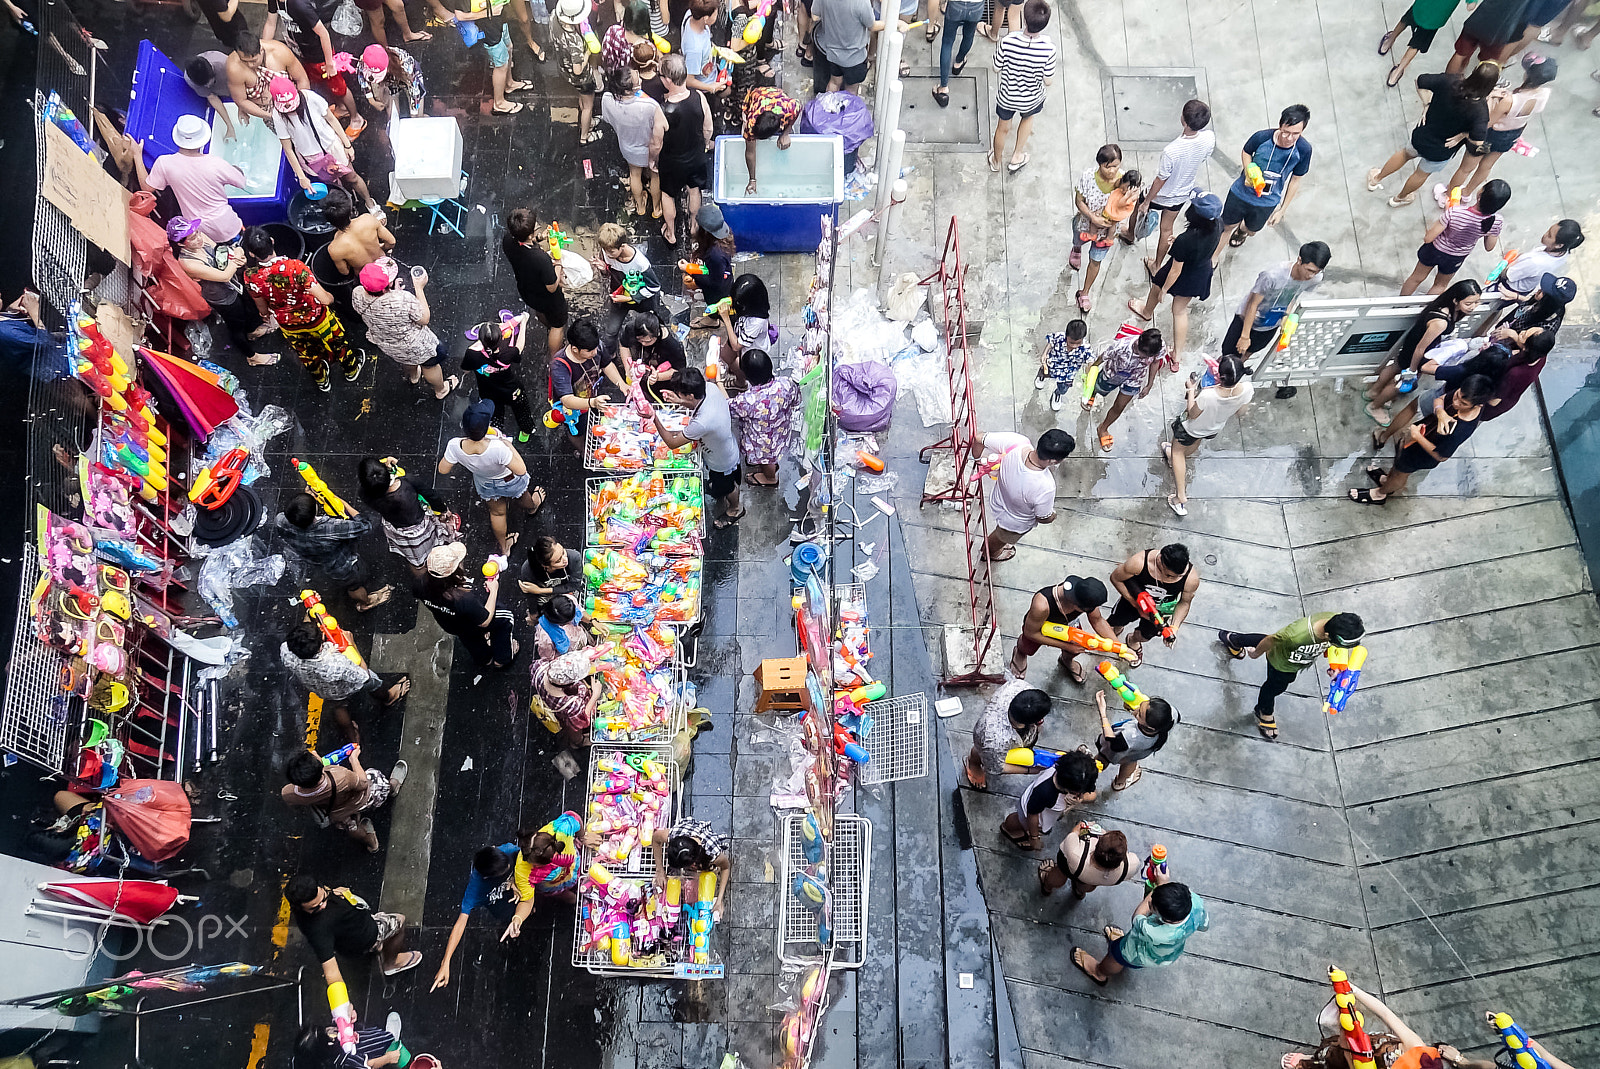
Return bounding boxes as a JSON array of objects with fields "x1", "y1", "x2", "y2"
[
  {"x1": 1101, "y1": 67, "x2": 1211, "y2": 152},
  {"x1": 897, "y1": 72, "x2": 991, "y2": 151}
]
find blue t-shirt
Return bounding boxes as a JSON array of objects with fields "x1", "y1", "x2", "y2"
[
  {"x1": 1229, "y1": 130, "x2": 1312, "y2": 207},
  {"x1": 0, "y1": 316, "x2": 69, "y2": 381},
  {"x1": 460, "y1": 843, "x2": 521, "y2": 920}
]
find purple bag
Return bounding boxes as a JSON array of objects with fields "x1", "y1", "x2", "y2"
[
  {"x1": 799, "y1": 92, "x2": 876, "y2": 155},
  {"x1": 833, "y1": 361, "x2": 896, "y2": 433}
]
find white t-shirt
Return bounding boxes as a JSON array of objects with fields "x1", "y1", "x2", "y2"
[
  {"x1": 1152, "y1": 129, "x2": 1216, "y2": 207},
  {"x1": 982, "y1": 431, "x2": 1056, "y2": 535},
  {"x1": 1503, "y1": 246, "x2": 1569, "y2": 295},
  {"x1": 684, "y1": 383, "x2": 740, "y2": 474},
  {"x1": 269, "y1": 92, "x2": 344, "y2": 162},
  {"x1": 444, "y1": 433, "x2": 517, "y2": 478},
  {"x1": 1183, "y1": 381, "x2": 1255, "y2": 438}
]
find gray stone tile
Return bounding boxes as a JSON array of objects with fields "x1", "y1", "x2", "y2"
[{"x1": 680, "y1": 1023, "x2": 730, "y2": 1069}]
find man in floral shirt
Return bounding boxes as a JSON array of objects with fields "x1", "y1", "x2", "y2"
[
  {"x1": 279, "y1": 620, "x2": 409, "y2": 742},
  {"x1": 242, "y1": 225, "x2": 365, "y2": 391},
  {"x1": 739, "y1": 85, "x2": 799, "y2": 195}
]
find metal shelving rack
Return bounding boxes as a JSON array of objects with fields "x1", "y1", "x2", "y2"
[{"x1": 777, "y1": 813, "x2": 871, "y2": 969}]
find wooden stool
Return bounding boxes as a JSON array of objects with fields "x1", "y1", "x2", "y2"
[{"x1": 753, "y1": 656, "x2": 812, "y2": 714}]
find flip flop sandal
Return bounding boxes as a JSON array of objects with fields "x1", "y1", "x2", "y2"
[
  {"x1": 435, "y1": 374, "x2": 460, "y2": 398},
  {"x1": 359, "y1": 586, "x2": 395, "y2": 612},
  {"x1": 407, "y1": 29, "x2": 434, "y2": 40},
  {"x1": 1370, "y1": 428, "x2": 1387, "y2": 450},
  {"x1": 1365, "y1": 404, "x2": 1392, "y2": 427},
  {"x1": 528, "y1": 485, "x2": 548, "y2": 512},
  {"x1": 1378, "y1": 30, "x2": 1394, "y2": 55},
  {"x1": 1072, "y1": 948, "x2": 1108, "y2": 987},
  {"x1": 1349, "y1": 488, "x2": 1387, "y2": 506},
  {"x1": 1161, "y1": 440, "x2": 1172, "y2": 467},
  {"x1": 1386, "y1": 64, "x2": 1405, "y2": 88},
  {"x1": 1102, "y1": 925, "x2": 1125, "y2": 942},
  {"x1": 1098, "y1": 433, "x2": 1114, "y2": 452},
  {"x1": 1062, "y1": 657, "x2": 1086, "y2": 684},
  {"x1": 1111, "y1": 766, "x2": 1142, "y2": 790},
  {"x1": 1000, "y1": 823, "x2": 1032, "y2": 848},
  {"x1": 1125, "y1": 299, "x2": 1152, "y2": 321},
  {"x1": 383, "y1": 951, "x2": 424, "y2": 975},
  {"x1": 247, "y1": 354, "x2": 282, "y2": 366},
  {"x1": 1255, "y1": 712, "x2": 1279, "y2": 740},
  {"x1": 714, "y1": 509, "x2": 746, "y2": 528},
  {"x1": 1037, "y1": 861, "x2": 1055, "y2": 895},
  {"x1": 988, "y1": 545, "x2": 1017, "y2": 562},
  {"x1": 988, "y1": 152, "x2": 1002, "y2": 173},
  {"x1": 381, "y1": 675, "x2": 413, "y2": 705},
  {"x1": 952, "y1": 59, "x2": 966, "y2": 74},
  {"x1": 360, "y1": 817, "x2": 380, "y2": 852},
  {"x1": 492, "y1": 101, "x2": 525, "y2": 114},
  {"x1": 1283, "y1": 1055, "x2": 1310, "y2": 1069},
  {"x1": 1007, "y1": 153, "x2": 1030, "y2": 174}
]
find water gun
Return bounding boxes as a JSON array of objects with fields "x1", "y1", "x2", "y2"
[
  {"x1": 326, "y1": 981, "x2": 358, "y2": 1054},
  {"x1": 1274, "y1": 312, "x2": 1300, "y2": 353},
  {"x1": 1486, "y1": 248, "x2": 1519, "y2": 285},
  {"x1": 681, "y1": 260, "x2": 708, "y2": 288},
  {"x1": 188, "y1": 447, "x2": 248, "y2": 509},
  {"x1": 544, "y1": 403, "x2": 581, "y2": 435},
  {"x1": 685, "y1": 871, "x2": 717, "y2": 964},
  {"x1": 1142, "y1": 844, "x2": 1168, "y2": 892},
  {"x1": 1492, "y1": 1012, "x2": 1553, "y2": 1069},
  {"x1": 1135, "y1": 591, "x2": 1175, "y2": 642},
  {"x1": 1448, "y1": 185, "x2": 1462, "y2": 208},
  {"x1": 831, "y1": 722, "x2": 869, "y2": 765},
  {"x1": 300, "y1": 589, "x2": 364, "y2": 666},
  {"x1": 1323, "y1": 645, "x2": 1366, "y2": 715},
  {"x1": 456, "y1": 15, "x2": 485, "y2": 47},
  {"x1": 743, "y1": 0, "x2": 775, "y2": 42},
  {"x1": 483, "y1": 553, "x2": 508, "y2": 578},
  {"x1": 293, "y1": 457, "x2": 353, "y2": 518},
  {"x1": 800, "y1": 813, "x2": 823, "y2": 864},
  {"x1": 1244, "y1": 162, "x2": 1266, "y2": 196},
  {"x1": 321, "y1": 743, "x2": 356, "y2": 766},
  {"x1": 1080, "y1": 364, "x2": 1101, "y2": 405},
  {"x1": 579, "y1": 17, "x2": 600, "y2": 52},
  {"x1": 611, "y1": 272, "x2": 645, "y2": 301},
  {"x1": 547, "y1": 220, "x2": 572, "y2": 259},
  {"x1": 1328, "y1": 968, "x2": 1378, "y2": 1069},
  {"x1": 1004, "y1": 746, "x2": 1063, "y2": 771},
  {"x1": 651, "y1": 30, "x2": 671, "y2": 52},
  {"x1": 712, "y1": 45, "x2": 745, "y2": 65},
  {"x1": 1097, "y1": 660, "x2": 1147, "y2": 709},
  {"x1": 1039, "y1": 621, "x2": 1136, "y2": 660},
  {"x1": 706, "y1": 296, "x2": 732, "y2": 317}
]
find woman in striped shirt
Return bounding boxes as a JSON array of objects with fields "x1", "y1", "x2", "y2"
[
  {"x1": 1400, "y1": 179, "x2": 1509, "y2": 296},
  {"x1": 988, "y1": 0, "x2": 1055, "y2": 175}
]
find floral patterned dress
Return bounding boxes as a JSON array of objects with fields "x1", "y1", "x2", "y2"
[{"x1": 728, "y1": 377, "x2": 798, "y2": 465}]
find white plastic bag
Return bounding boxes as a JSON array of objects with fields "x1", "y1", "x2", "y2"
[{"x1": 884, "y1": 273, "x2": 924, "y2": 322}]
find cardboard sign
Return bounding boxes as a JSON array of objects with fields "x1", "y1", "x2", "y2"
[{"x1": 41, "y1": 121, "x2": 132, "y2": 266}]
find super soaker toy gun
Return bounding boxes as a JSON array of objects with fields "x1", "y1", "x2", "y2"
[
  {"x1": 321, "y1": 743, "x2": 356, "y2": 766},
  {"x1": 292, "y1": 457, "x2": 353, "y2": 518},
  {"x1": 1004, "y1": 746, "x2": 1064, "y2": 771},
  {"x1": 651, "y1": 30, "x2": 671, "y2": 51},
  {"x1": 1274, "y1": 312, "x2": 1300, "y2": 353},
  {"x1": 1486, "y1": 248, "x2": 1519, "y2": 285},
  {"x1": 1040, "y1": 621, "x2": 1137, "y2": 660},
  {"x1": 1080, "y1": 364, "x2": 1101, "y2": 405},
  {"x1": 1135, "y1": 591, "x2": 1175, "y2": 642},
  {"x1": 579, "y1": 16, "x2": 600, "y2": 51},
  {"x1": 681, "y1": 260, "x2": 708, "y2": 289},
  {"x1": 544, "y1": 402, "x2": 581, "y2": 435},
  {"x1": 1143, "y1": 844, "x2": 1169, "y2": 891},
  {"x1": 743, "y1": 0, "x2": 775, "y2": 42},
  {"x1": 1097, "y1": 660, "x2": 1147, "y2": 709},
  {"x1": 1492, "y1": 1012, "x2": 1553, "y2": 1069},
  {"x1": 1324, "y1": 644, "x2": 1367, "y2": 714},
  {"x1": 1245, "y1": 162, "x2": 1267, "y2": 196},
  {"x1": 547, "y1": 221, "x2": 572, "y2": 259},
  {"x1": 1328, "y1": 967, "x2": 1378, "y2": 1069},
  {"x1": 482, "y1": 553, "x2": 508, "y2": 578},
  {"x1": 327, "y1": 981, "x2": 358, "y2": 1054},
  {"x1": 685, "y1": 871, "x2": 717, "y2": 964},
  {"x1": 300, "y1": 589, "x2": 364, "y2": 667},
  {"x1": 188, "y1": 447, "x2": 248, "y2": 509}
]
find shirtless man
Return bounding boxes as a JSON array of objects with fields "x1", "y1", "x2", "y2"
[
  {"x1": 1009, "y1": 575, "x2": 1118, "y2": 682},
  {"x1": 322, "y1": 188, "x2": 395, "y2": 275},
  {"x1": 1106, "y1": 543, "x2": 1201, "y2": 658},
  {"x1": 226, "y1": 31, "x2": 309, "y2": 123}
]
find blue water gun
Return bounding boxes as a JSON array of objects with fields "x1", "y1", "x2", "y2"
[
  {"x1": 1492, "y1": 1013, "x2": 1552, "y2": 1069},
  {"x1": 543, "y1": 402, "x2": 580, "y2": 436},
  {"x1": 321, "y1": 743, "x2": 356, "y2": 766},
  {"x1": 1324, "y1": 645, "x2": 1368, "y2": 715}
]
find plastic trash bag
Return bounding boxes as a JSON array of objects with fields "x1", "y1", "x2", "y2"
[
  {"x1": 197, "y1": 536, "x2": 285, "y2": 628},
  {"x1": 830, "y1": 287, "x2": 909, "y2": 367},
  {"x1": 884, "y1": 273, "x2": 925, "y2": 323},
  {"x1": 799, "y1": 91, "x2": 875, "y2": 154},
  {"x1": 833, "y1": 361, "x2": 896, "y2": 433}
]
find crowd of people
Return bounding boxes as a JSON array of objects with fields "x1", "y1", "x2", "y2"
[{"x1": 27, "y1": 0, "x2": 1594, "y2": 1061}]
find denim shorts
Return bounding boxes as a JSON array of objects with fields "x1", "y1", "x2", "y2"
[
  {"x1": 474, "y1": 470, "x2": 530, "y2": 500},
  {"x1": 483, "y1": 23, "x2": 512, "y2": 67}
]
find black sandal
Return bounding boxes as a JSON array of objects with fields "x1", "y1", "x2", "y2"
[
  {"x1": 932, "y1": 86, "x2": 949, "y2": 107},
  {"x1": 1365, "y1": 465, "x2": 1387, "y2": 485},
  {"x1": 1349, "y1": 488, "x2": 1387, "y2": 506},
  {"x1": 1229, "y1": 227, "x2": 1250, "y2": 248},
  {"x1": 952, "y1": 58, "x2": 966, "y2": 75},
  {"x1": 1037, "y1": 861, "x2": 1054, "y2": 896},
  {"x1": 1378, "y1": 29, "x2": 1395, "y2": 56},
  {"x1": 1255, "y1": 710, "x2": 1278, "y2": 740},
  {"x1": 1386, "y1": 64, "x2": 1404, "y2": 88},
  {"x1": 1072, "y1": 948, "x2": 1108, "y2": 987}
]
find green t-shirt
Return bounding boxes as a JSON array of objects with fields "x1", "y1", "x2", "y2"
[
  {"x1": 1266, "y1": 613, "x2": 1334, "y2": 674},
  {"x1": 1409, "y1": 0, "x2": 1461, "y2": 30}
]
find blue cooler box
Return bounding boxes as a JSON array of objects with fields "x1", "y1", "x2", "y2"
[
  {"x1": 126, "y1": 39, "x2": 292, "y2": 226},
  {"x1": 712, "y1": 134, "x2": 843, "y2": 253}
]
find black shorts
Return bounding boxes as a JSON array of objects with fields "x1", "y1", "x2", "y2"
[
  {"x1": 524, "y1": 291, "x2": 570, "y2": 329},
  {"x1": 1169, "y1": 414, "x2": 1211, "y2": 447},
  {"x1": 658, "y1": 155, "x2": 708, "y2": 197},
  {"x1": 1400, "y1": 8, "x2": 1439, "y2": 52},
  {"x1": 421, "y1": 341, "x2": 449, "y2": 368},
  {"x1": 1220, "y1": 314, "x2": 1280, "y2": 358},
  {"x1": 1393, "y1": 442, "x2": 1440, "y2": 474},
  {"x1": 996, "y1": 101, "x2": 1044, "y2": 121},
  {"x1": 1485, "y1": 125, "x2": 1522, "y2": 153},
  {"x1": 1417, "y1": 241, "x2": 1469, "y2": 275},
  {"x1": 706, "y1": 464, "x2": 741, "y2": 499},
  {"x1": 1106, "y1": 597, "x2": 1162, "y2": 640},
  {"x1": 1220, "y1": 190, "x2": 1273, "y2": 233}
]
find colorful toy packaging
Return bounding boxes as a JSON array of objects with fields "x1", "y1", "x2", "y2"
[
  {"x1": 586, "y1": 401, "x2": 698, "y2": 472},
  {"x1": 586, "y1": 472, "x2": 704, "y2": 548}
]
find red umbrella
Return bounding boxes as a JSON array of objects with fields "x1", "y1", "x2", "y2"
[{"x1": 40, "y1": 879, "x2": 181, "y2": 924}]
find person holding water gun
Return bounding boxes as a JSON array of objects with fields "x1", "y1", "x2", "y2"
[
  {"x1": 1218, "y1": 612, "x2": 1364, "y2": 741},
  {"x1": 651, "y1": 817, "x2": 731, "y2": 920},
  {"x1": 1214, "y1": 104, "x2": 1314, "y2": 261},
  {"x1": 280, "y1": 740, "x2": 408, "y2": 852},
  {"x1": 1106, "y1": 543, "x2": 1202, "y2": 656},
  {"x1": 284, "y1": 875, "x2": 422, "y2": 1017},
  {"x1": 279, "y1": 620, "x2": 411, "y2": 745},
  {"x1": 964, "y1": 679, "x2": 1053, "y2": 790},
  {"x1": 1163, "y1": 354, "x2": 1253, "y2": 517},
  {"x1": 1221, "y1": 241, "x2": 1329, "y2": 398},
  {"x1": 1280, "y1": 983, "x2": 1523, "y2": 1069},
  {"x1": 463, "y1": 312, "x2": 538, "y2": 443},
  {"x1": 1092, "y1": 687, "x2": 1178, "y2": 793},
  {"x1": 593, "y1": 223, "x2": 670, "y2": 353}
]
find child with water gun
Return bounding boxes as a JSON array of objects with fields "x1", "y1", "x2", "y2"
[
  {"x1": 463, "y1": 311, "x2": 538, "y2": 443},
  {"x1": 593, "y1": 223, "x2": 670, "y2": 351},
  {"x1": 1092, "y1": 688, "x2": 1177, "y2": 793},
  {"x1": 1033, "y1": 318, "x2": 1093, "y2": 413},
  {"x1": 280, "y1": 742, "x2": 408, "y2": 851},
  {"x1": 619, "y1": 311, "x2": 687, "y2": 406},
  {"x1": 965, "y1": 679, "x2": 1052, "y2": 791},
  {"x1": 1000, "y1": 749, "x2": 1098, "y2": 852}
]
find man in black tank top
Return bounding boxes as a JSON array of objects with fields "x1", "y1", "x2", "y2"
[
  {"x1": 1107, "y1": 544, "x2": 1202, "y2": 657},
  {"x1": 1008, "y1": 575, "x2": 1114, "y2": 682}
]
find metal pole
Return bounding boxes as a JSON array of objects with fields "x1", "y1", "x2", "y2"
[
  {"x1": 874, "y1": 27, "x2": 904, "y2": 124},
  {"x1": 874, "y1": 127, "x2": 905, "y2": 218},
  {"x1": 873, "y1": 177, "x2": 908, "y2": 270}
]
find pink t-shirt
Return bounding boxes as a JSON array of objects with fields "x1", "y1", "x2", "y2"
[
  {"x1": 147, "y1": 151, "x2": 247, "y2": 242},
  {"x1": 1431, "y1": 204, "x2": 1504, "y2": 258}
]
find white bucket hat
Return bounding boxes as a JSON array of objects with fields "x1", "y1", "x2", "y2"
[{"x1": 172, "y1": 113, "x2": 212, "y2": 150}]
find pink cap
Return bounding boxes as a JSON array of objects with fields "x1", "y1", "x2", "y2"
[
  {"x1": 359, "y1": 259, "x2": 398, "y2": 293},
  {"x1": 360, "y1": 44, "x2": 390, "y2": 74},
  {"x1": 269, "y1": 76, "x2": 300, "y2": 111}
]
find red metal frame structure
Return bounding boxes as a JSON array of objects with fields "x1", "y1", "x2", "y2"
[{"x1": 918, "y1": 221, "x2": 1001, "y2": 687}]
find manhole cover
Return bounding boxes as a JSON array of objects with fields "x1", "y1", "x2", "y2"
[
  {"x1": 898, "y1": 73, "x2": 990, "y2": 151},
  {"x1": 1102, "y1": 67, "x2": 1209, "y2": 152}
]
